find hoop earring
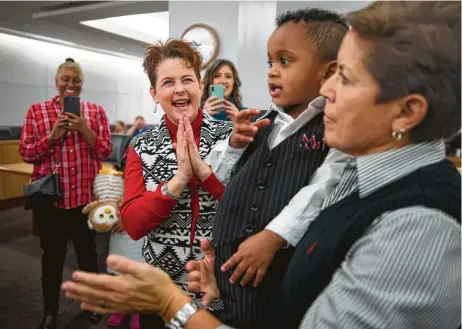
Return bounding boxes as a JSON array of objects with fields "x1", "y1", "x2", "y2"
[
  {"x1": 392, "y1": 128, "x2": 406, "y2": 141},
  {"x1": 154, "y1": 103, "x2": 158, "y2": 113}
]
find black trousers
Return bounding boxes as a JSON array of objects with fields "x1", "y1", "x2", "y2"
[
  {"x1": 35, "y1": 204, "x2": 98, "y2": 313},
  {"x1": 139, "y1": 313, "x2": 164, "y2": 329}
]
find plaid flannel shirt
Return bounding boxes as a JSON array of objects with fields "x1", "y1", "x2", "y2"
[{"x1": 19, "y1": 96, "x2": 112, "y2": 209}]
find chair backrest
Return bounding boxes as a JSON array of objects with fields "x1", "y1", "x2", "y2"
[
  {"x1": 9, "y1": 126, "x2": 22, "y2": 139},
  {"x1": 0, "y1": 127, "x2": 13, "y2": 140},
  {"x1": 107, "y1": 134, "x2": 132, "y2": 168}
]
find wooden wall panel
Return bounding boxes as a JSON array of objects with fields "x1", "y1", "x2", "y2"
[{"x1": 0, "y1": 140, "x2": 30, "y2": 201}]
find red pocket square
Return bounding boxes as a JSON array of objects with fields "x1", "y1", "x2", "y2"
[
  {"x1": 301, "y1": 134, "x2": 324, "y2": 150},
  {"x1": 301, "y1": 134, "x2": 310, "y2": 149}
]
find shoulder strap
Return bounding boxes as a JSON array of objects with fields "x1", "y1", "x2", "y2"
[{"x1": 53, "y1": 136, "x2": 66, "y2": 174}]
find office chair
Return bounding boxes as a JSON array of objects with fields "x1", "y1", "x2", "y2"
[
  {"x1": 0, "y1": 127, "x2": 13, "y2": 140},
  {"x1": 107, "y1": 134, "x2": 132, "y2": 170}
]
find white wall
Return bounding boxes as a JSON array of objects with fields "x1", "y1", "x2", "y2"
[
  {"x1": 0, "y1": 32, "x2": 161, "y2": 126},
  {"x1": 169, "y1": 1, "x2": 275, "y2": 110},
  {"x1": 168, "y1": 1, "x2": 372, "y2": 111},
  {"x1": 236, "y1": 2, "x2": 276, "y2": 110},
  {"x1": 0, "y1": 0, "x2": 374, "y2": 126},
  {"x1": 169, "y1": 1, "x2": 240, "y2": 65}
]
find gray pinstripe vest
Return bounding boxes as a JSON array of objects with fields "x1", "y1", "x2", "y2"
[
  {"x1": 212, "y1": 111, "x2": 329, "y2": 329},
  {"x1": 213, "y1": 111, "x2": 329, "y2": 246}
]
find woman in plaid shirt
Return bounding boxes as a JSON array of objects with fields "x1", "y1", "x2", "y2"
[{"x1": 19, "y1": 58, "x2": 112, "y2": 329}]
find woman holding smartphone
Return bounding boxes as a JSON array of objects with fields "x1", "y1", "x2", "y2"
[
  {"x1": 201, "y1": 59, "x2": 246, "y2": 121},
  {"x1": 19, "y1": 57, "x2": 112, "y2": 329}
]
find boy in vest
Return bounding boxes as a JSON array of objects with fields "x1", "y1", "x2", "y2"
[{"x1": 208, "y1": 8, "x2": 350, "y2": 329}]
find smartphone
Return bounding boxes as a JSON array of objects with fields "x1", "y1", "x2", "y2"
[
  {"x1": 63, "y1": 96, "x2": 80, "y2": 116},
  {"x1": 210, "y1": 85, "x2": 225, "y2": 119}
]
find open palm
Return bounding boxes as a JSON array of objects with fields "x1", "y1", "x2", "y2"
[{"x1": 186, "y1": 239, "x2": 220, "y2": 306}]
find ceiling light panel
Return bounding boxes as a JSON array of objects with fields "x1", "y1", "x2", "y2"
[{"x1": 81, "y1": 11, "x2": 169, "y2": 44}]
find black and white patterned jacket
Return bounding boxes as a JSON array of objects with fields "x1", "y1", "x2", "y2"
[{"x1": 130, "y1": 110, "x2": 233, "y2": 310}]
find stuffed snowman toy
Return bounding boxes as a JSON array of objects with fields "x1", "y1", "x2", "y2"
[{"x1": 82, "y1": 169, "x2": 124, "y2": 232}]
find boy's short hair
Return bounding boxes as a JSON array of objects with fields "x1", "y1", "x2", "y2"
[{"x1": 276, "y1": 8, "x2": 348, "y2": 62}]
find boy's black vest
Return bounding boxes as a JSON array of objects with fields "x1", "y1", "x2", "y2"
[
  {"x1": 212, "y1": 111, "x2": 329, "y2": 328},
  {"x1": 213, "y1": 111, "x2": 329, "y2": 248},
  {"x1": 272, "y1": 159, "x2": 461, "y2": 329}
]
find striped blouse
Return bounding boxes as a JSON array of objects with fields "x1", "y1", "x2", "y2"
[
  {"x1": 300, "y1": 140, "x2": 461, "y2": 329},
  {"x1": 219, "y1": 140, "x2": 460, "y2": 329}
]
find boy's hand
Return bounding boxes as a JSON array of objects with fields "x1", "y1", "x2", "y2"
[
  {"x1": 229, "y1": 109, "x2": 271, "y2": 149},
  {"x1": 221, "y1": 230, "x2": 286, "y2": 287},
  {"x1": 185, "y1": 240, "x2": 220, "y2": 306}
]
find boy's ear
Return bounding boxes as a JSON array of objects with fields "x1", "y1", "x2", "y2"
[{"x1": 321, "y1": 61, "x2": 338, "y2": 85}]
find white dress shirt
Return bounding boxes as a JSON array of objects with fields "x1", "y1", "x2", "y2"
[{"x1": 209, "y1": 97, "x2": 351, "y2": 246}]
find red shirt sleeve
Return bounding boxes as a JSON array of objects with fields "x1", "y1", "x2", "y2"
[
  {"x1": 199, "y1": 172, "x2": 225, "y2": 200},
  {"x1": 88, "y1": 106, "x2": 112, "y2": 160},
  {"x1": 121, "y1": 147, "x2": 179, "y2": 240},
  {"x1": 19, "y1": 106, "x2": 54, "y2": 163}
]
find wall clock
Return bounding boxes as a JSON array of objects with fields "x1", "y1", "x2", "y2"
[{"x1": 181, "y1": 23, "x2": 220, "y2": 69}]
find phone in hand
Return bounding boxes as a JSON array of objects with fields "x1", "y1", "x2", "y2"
[
  {"x1": 63, "y1": 96, "x2": 80, "y2": 116},
  {"x1": 210, "y1": 85, "x2": 225, "y2": 119}
]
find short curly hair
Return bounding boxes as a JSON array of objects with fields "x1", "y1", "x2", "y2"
[
  {"x1": 346, "y1": 1, "x2": 461, "y2": 142},
  {"x1": 143, "y1": 38, "x2": 203, "y2": 87},
  {"x1": 276, "y1": 8, "x2": 348, "y2": 62}
]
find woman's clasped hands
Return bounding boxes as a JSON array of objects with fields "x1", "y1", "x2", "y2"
[{"x1": 171, "y1": 114, "x2": 212, "y2": 193}]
